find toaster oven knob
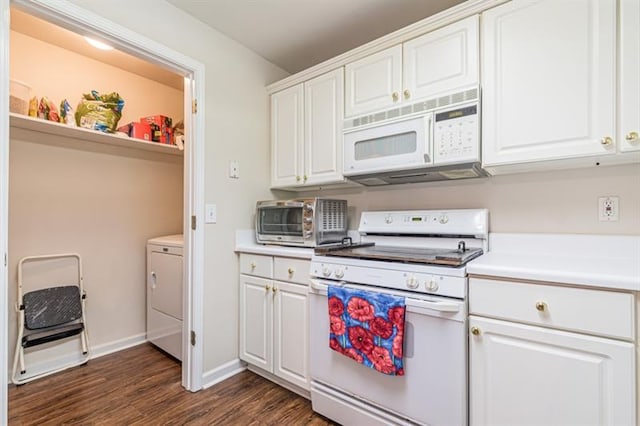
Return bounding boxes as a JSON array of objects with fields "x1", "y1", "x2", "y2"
[
  {"x1": 304, "y1": 231, "x2": 313, "y2": 238},
  {"x1": 334, "y1": 268, "x2": 345, "y2": 279},
  {"x1": 406, "y1": 276, "x2": 419, "y2": 289},
  {"x1": 304, "y1": 218, "x2": 313, "y2": 224},
  {"x1": 322, "y1": 266, "x2": 332, "y2": 277},
  {"x1": 304, "y1": 203, "x2": 313, "y2": 212}
]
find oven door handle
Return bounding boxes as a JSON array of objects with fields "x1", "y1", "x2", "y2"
[{"x1": 405, "y1": 298, "x2": 461, "y2": 313}]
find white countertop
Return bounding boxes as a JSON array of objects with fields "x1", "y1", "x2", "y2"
[
  {"x1": 467, "y1": 233, "x2": 640, "y2": 291},
  {"x1": 235, "y1": 230, "x2": 314, "y2": 259}
]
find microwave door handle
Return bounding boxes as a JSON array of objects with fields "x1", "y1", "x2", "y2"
[{"x1": 423, "y1": 114, "x2": 432, "y2": 163}]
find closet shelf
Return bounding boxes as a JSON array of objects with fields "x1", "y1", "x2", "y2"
[{"x1": 9, "y1": 113, "x2": 183, "y2": 156}]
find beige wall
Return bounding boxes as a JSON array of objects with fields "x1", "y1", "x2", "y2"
[
  {"x1": 297, "y1": 163, "x2": 640, "y2": 235},
  {"x1": 8, "y1": 26, "x2": 186, "y2": 372},
  {"x1": 8, "y1": 139, "x2": 183, "y2": 370},
  {"x1": 64, "y1": 0, "x2": 289, "y2": 374},
  {"x1": 10, "y1": 30, "x2": 184, "y2": 127}
]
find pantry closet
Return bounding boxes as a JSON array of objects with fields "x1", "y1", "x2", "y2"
[{"x1": 5, "y1": 2, "x2": 203, "y2": 399}]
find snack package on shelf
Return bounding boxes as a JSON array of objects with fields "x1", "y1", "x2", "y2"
[
  {"x1": 140, "y1": 115, "x2": 172, "y2": 144},
  {"x1": 37, "y1": 97, "x2": 60, "y2": 122},
  {"x1": 59, "y1": 99, "x2": 76, "y2": 126},
  {"x1": 28, "y1": 97, "x2": 38, "y2": 117},
  {"x1": 117, "y1": 122, "x2": 152, "y2": 141},
  {"x1": 75, "y1": 90, "x2": 125, "y2": 133}
]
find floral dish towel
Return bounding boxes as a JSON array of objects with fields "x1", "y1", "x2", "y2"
[{"x1": 327, "y1": 285, "x2": 406, "y2": 376}]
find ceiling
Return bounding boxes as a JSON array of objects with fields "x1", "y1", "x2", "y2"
[{"x1": 166, "y1": 0, "x2": 466, "y2": 74}]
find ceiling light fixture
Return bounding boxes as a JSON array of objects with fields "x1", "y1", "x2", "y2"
[{"x1": 84, "y1": 36, "x2": 114, "y2": 51}]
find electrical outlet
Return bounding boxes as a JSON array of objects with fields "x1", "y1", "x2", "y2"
[{"x1": 598, "y1": 196, "x2": 619, "y2": 222}]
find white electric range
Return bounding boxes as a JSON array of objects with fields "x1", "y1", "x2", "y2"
[{"x1": 308, "y1": 209, "x2": 488, "y2": 426}]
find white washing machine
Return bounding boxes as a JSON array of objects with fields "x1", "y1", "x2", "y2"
[{"x1": 147, "y1": 234, "x2": 183, "y2": 360}]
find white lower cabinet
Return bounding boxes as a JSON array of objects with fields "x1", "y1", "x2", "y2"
[
  {"x1": 239, "y1": 253, "x2": 309, "y2": 392},
  {"x1": 469, "y1": 278, "x2": 636, "y2": 426}
]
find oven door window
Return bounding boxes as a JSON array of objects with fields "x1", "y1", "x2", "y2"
[{"x1": 258, "y1": 207, "x2": 303, "y2": 236}]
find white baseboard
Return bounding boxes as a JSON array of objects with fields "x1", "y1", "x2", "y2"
[
  {"x1": 201, "y1": 358, "x2": 246, "y2": 389},
  {"x1": 89, "y1": 333, "x2": 147, "y2": 360},
  {"x1": 247, "y1": 365, "x2": 310, "y2": 400}
]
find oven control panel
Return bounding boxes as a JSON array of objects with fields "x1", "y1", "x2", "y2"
[{"x1": 310, "y1": 259, "x2": 467, "y2": 299}]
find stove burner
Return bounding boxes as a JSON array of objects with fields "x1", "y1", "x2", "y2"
[{"x1": 315, "y1": 240, "x2": 483, "y2": 267}]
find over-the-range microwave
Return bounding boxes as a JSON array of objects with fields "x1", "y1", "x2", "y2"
[
  {"x1": 343, "y1": 87, "x2": 487, "y2": 186},
  {"x1": 255, "y1": 198, "x2": 348, "y2": 247}
]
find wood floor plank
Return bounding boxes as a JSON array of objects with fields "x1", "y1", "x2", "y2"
[{"x1": 8, "y1": 343, "x2": 338, "y2": 425}]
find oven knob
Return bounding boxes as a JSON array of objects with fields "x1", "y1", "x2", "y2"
[
  {"x1": 426, "y1": 279, "x2": 439, "y2": 292},
  {"x1": 439, "y1": 214, "x2": 449, "y2": 224},
  {"x1": 385, "y1": 216, "x2": 393, "y2": 224},
  {"x1": 406, "y1": 276, "x2": 419, "y2": 289},
  {"x1": 335, "y1": 268, "x2": 345, "y2": 279},
  {"x1": 322, "y1": 266, "x2": 332, "y2": 277}
]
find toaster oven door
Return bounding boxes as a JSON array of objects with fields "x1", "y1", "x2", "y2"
[{"x1": 256, "y1": 205, "x2": 304, "y2": 243}]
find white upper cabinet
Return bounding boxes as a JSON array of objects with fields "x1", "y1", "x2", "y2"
[
  {"x1": 271, "y1": 69, "x2": 344, "y2": 189},
  {"x1": 271, "y1": 84, "x2": 304, "y2": 187},
  {"x1": 403, "y1": 15, "x2": 479, "y2": 103},
  {"x1": 304, "y1": 68, "x2": 344, "y2": 185},
  {"x1": 345, "y1": 15, "x2": 479, "y2": 118},
  {"x1": 619, "y1": 0, "x2": 640, "y2": 153},
  {"x1": 345, "y1": 46, "x2": 402, "y2": 118},
  {"x1": 481, "y1": 0, "x2": 617, "y2": 168}
]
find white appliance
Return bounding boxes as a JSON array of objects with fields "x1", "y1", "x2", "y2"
[
  {"x1": 343, "y1": 88, "x2": 486, "y2": 185},
  {"x1": 309, "y1": 209, "x2": 488, "y2": 425},
  {"x1": 147, "y1": 234, "x2": 183, "y2": 360}
]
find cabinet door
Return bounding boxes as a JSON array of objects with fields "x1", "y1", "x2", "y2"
[
  {"x1": 620, "y1": 0, "x2": 640, "y2": 152},
  {"x1": 304, "y1": 68, "x2": 344, "y2": 185},
  {"x1": 239, "y1": 275, "x2": 273, "y2": 371},
  {"x1": 272, "y1": 281, "x2": 309, "y2": 390},
  {"x1": 271, "y1": 84, "x2": 303, "y2": 187},
  {"x1": 403, "y1": 15, "x2": 478, "y2": 102},
  {"x1": 345, "y1": 45, "x2": 402, "y2": 117},
  {"x1": 482, "y1": 0, "x2": 616, "y2": 167},
  {"x1": 469, "y1": 316, "x2": 636, "y2": 426}
]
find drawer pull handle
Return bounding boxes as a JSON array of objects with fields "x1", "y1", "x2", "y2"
[
  {"x1": 470, "y1": 326, "x2": 481, "y2": 336},
  {"x1": 250, "y1": 262, "x2": 256, "y2": 269},
  {"x1": 264, "y1": 284, "x2": 271, "y2": 292},
  {"x1": 287, "y1": 267, "x2": 294, "y2": 275},
  {"x1": 535, "y1": 301, "x2": 547, "y2": 312}
]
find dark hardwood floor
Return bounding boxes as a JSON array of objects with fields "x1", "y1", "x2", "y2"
[{"x1": 9, "y1": 343, "x2": 337, "y2": 425}]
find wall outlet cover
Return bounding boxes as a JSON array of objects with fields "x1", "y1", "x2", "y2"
[{"x1": 598, "y1": 196, "x2": 619, "y2": 222}]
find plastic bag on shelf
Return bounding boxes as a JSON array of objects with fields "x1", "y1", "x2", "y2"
[
  {"x1": 60, "y1": 99, "x2": 75, "y2": 126},
  {"x1": 75, "y1": 90, "x2": 125, "y2": 133}
]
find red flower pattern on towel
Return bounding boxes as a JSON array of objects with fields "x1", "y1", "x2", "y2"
[
  {"x1": 347, "y1": 297, "x2": 375, "y2": 321},
  {"x1": 396, "y1": 368, "x2": 405, "y2": 376},
  {"x1": 330, "y1": 315, "x2": 346, "y2": 336},
  {"x1": 370, "y1": 346, "x2": 395, "y2": 375},
  {"x1": 392, "y1": 331, "x2": 404, "y2": 358},
  {"x1": 328, "y1": 296, "x2": 344, "y2": 316},
  {"x1": 329, "y1": 338, "x2": 343, "y2": 353},
  {"x1": 369, "y1": 316, "x2": 394, "y2": 339},
  {"x1": 387, "y1": 306, "x2": 405, "y2": 331},
  {"x1": 343, "y1": 348, "x2": 364, "y2": 364},
  {"x1": 348, "y1": 326, "x2": 374, "y2": 354}
]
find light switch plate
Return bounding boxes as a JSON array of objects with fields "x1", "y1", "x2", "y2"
[
  {"x1": 229, "y1": 161, "x2": 239, "y2": 179},
  {"x1": 205, "y1": 204, "x2": 217, "y2": 224}
]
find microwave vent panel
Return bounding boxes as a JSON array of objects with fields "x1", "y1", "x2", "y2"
[{"x1": 343, "y1": 87, "x2": 479, "y2": 130}]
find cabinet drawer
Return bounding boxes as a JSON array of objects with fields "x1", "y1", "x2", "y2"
[
  {"x1": 239, "y1": 254, "x2": 273, "y2": 278},
  {"x1": 274, "y1": 257, "x2": 310, "y2": 285},
  {"x1": 469, "y1": 278, "x2": 635, "y2": 340}
]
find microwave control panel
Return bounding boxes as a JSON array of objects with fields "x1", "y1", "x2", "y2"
[{"x1": 433, "y1": 103, "x2": 479, "y2": 164}]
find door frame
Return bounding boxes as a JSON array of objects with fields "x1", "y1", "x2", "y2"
[{"x1": 0, "y1": 0, "x2": 206, "y2": 418}]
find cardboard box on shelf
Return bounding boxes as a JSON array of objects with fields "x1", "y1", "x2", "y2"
[
  {"x1": 140, "y1": 115, "x2": 173, "y2": 144},
  {"x1": 117, "y1": 122, "x2": 152, "y2": 141}
]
